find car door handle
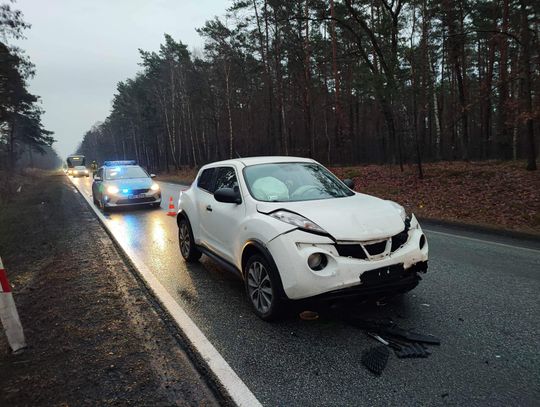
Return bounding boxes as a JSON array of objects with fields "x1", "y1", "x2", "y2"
[{"x1": 206, "y1": 205, "x2": 213, "y2": 212}]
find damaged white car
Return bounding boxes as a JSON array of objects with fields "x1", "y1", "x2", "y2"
[{"x1": 177, "y1": 157, "x2": 428, "y2": 320}]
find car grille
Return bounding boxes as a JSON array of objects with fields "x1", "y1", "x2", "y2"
[
  {"x1": 364, "y1": 241, "x2": 387, "y2": 256},
  {"x1": 335, "y1": 224, "x2": 410, "y2": 260},
  {"x1": 335, "y1": 244, "x2": 367, "y2": 260},
  {"x1": 117, "y1": 197, "x2": 156, "y2": 204},
  {"x1": 390, "y1": 229, "x2": 409, "y2": 252}
]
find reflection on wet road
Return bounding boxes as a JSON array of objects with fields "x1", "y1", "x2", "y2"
[{"x1": 71, "y1": 176, "x2": 540, "y2": 406}]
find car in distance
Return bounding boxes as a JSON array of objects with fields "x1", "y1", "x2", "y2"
[
  {"x1": 177, "y1": 156, "x2": 429, "y2": 321},
  {"x1": 91, "y1": 160, "x2": 161, "y2": 212},
  {"x1": 71, "y1": 165, "x2": 89, "y2": 177}
]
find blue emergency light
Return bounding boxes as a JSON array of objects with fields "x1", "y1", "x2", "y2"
[{"x1": 103, "y1": 160, "x2": 137, "y2": 166}]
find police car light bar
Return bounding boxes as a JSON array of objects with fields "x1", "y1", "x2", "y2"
[{"x1": 103, "y1": 160, "x2": 137, "y2": 166}]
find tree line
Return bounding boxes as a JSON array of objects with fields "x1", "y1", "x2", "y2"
[
  {"x1": 78, "y1": 0, "x2": 539, "y2": 175},
  {"x1": 0, "y1": 2, "x2": 57, "y2": 172}
]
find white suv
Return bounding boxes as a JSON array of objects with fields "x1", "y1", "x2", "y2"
[{"x1": 177, "y1": 157, "x2": 428, "y2": 320}]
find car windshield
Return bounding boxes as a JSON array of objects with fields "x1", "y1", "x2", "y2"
[
  {"x1": 105, "y1": 166, "x2": 148, "y2": 180},
  {"x1": 243, "y1": 163, "x2": 354, "y2": 202}
]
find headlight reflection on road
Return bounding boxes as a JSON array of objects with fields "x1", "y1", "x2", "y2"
[
  {"x1": 107, "y1": 216, "x2": 135, "y2": 247},
  {"x1": 151, "y1": 218, "x2": 167, "y2": 251}
]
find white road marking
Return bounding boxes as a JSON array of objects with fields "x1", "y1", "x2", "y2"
[
  {"x1": 424, "y1": 228, "x2": 540, "y2": 253},
  {"x1": 69, "y1": 177, "x2": 262, "y2": 407}
]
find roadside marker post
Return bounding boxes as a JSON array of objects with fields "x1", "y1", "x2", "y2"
[{"x1": 0, "y1": 256, "x2": 26, "y2": 352}]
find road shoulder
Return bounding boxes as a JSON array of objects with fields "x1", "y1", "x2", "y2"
[{"x1": 0, "y1": 172, "x2": 220, "y2": 406}]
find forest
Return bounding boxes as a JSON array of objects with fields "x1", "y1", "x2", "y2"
[
  {"x1": 0, "y1": 3, "x2": 58, "y2": 172},
  {"x1": 77, "y1": 0, "x2": 539, "y2": 175}
]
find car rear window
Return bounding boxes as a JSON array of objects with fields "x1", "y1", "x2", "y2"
[{"x1": 197, "y1": 168, "x2": 215, "y2": 192}]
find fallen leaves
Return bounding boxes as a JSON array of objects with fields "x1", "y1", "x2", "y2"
[{"x1": 330, "y1": 160, "x2": 540, "y2": 235}]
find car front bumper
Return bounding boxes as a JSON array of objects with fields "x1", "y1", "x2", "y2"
[
  {"x1": 103, "y1": 192, "x2": 161, "y2": 207},
  {"x1": 266, "y1": 216, "x2": 429, "y2": 300}
]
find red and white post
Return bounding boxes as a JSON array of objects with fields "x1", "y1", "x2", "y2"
[{"x1": 0, "y1": 256, "x2": 26, "y2": 352}]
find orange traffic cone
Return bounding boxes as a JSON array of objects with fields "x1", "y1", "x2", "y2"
[{"x1": 166, "y1": 196, "x2": 176, "y2": 216}]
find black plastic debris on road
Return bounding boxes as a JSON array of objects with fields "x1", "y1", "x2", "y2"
[
  {"x1": 361, "y1": 345, "x2": 390, "y2": 376},
  {"x1": 347, "y1": 317, "x2": 441, "y2": 374}
]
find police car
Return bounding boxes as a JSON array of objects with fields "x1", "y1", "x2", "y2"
[{"x1": 91, "y1": 160, "x2": 161, "y2": 211}]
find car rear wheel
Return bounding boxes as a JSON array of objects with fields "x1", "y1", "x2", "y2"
[
  {"x1": 178, "y1": 218, "x2": 201, "y2": 262},
  {"x1": 244, "y1": 254, "x2": 285, "y2": 321}
]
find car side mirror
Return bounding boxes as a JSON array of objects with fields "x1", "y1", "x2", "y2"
[
  {"x1": 214, "y1": 187, "x2": 241, "y2": 204},
  {"x1": 150, "y1": 173, "x2": 156, "y2": 178},
  {"x1": 94, "y1": 176, "x2": 101, "y2": 181},
  {"x1": 343, "y1": 178, "x2": 355, "y2": 189}
]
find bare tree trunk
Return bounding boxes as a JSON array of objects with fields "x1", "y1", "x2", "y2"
[
  {"x1": 303, "y1": 0, "x2": 314, "y2": 158},
  {"x1": 224, "y1": 62, "x2": 234, "y2": 159},
  {"x1": 520, "y1": 0, "x2": 536, "y2": 170},
  {"x1": 497, "y1": 0, "x2": 510, "y2": 158}
]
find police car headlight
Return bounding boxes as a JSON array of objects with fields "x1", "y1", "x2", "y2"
[
  {"x1": 150, "y1": 183, "x2": 159, "y2": 191},
  {"x1": 107, "y1": 186, "x2": 119, "y2": 194}
]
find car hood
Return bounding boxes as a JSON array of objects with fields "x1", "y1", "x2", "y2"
[
  {"x1": 256, "y1": 194, "x2": 405, "y2": 241},
  {"x1": 105, "y1": 178, "x2": 153, "y2": 190}
]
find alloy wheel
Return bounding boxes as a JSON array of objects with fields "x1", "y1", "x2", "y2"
[
  {"x1": 247, "y1": 261, "x2": 273, "y2": 314},
  {"x1": 179, "y1": 222, "x2": 191, "y2": 258}
]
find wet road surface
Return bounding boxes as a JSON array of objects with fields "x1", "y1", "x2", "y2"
[{"x1": 72, "y1": 176, "x2": 540, "y2": 406}]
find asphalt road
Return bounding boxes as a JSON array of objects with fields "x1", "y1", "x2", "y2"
[{"x1": 72, "y1": 176, "x2": 540, "y2": 406}]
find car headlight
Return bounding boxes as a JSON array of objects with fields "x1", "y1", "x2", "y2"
[
  {"x1": 107, "y1": 186, "x2": 119, "y2": 194},
  {"x1": 269, "y1": 210, "x2": 327, "y2": 234},
  {"x1": 150, "y1": 183, "x2": 159, "y2": 191}
]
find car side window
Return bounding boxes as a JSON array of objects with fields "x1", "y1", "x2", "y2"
[
  {"x1": 214, "y1": 167, "x2": 238, "y2": 191},
  {"x1": 197, "y1": 168, "x2": 215, "y2": 193}
]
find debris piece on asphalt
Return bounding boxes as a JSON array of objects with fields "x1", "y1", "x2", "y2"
[
  {"x1": 346, "y1": 317, "x2": 440, "y2": 346},
  {"x1": 367, "y1": 332, "x2": 389, "y2": 346},
  {"x1": 361, "y1": 345, "x2": 389, "y2": 375},
  {"x1": 299, "y1": 310, "x2": 319, "y2": 321},
  {"x1": 379, "y1": 326, "x2": 441, "y2": 345}
]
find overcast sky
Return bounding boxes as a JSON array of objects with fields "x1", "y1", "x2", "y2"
[{"x1": 13, "y1": 0, "x2": 228, "y2": 159}]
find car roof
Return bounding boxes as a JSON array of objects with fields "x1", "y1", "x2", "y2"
[{"x1": 203, "y1": 156, "x2": 316, "y2": 168}]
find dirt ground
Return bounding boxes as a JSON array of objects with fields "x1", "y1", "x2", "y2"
[{"x1": 0, "y1": 172, "x2": 220, "y2": 406}]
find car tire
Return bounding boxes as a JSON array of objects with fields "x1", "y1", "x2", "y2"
[
  {"x1": 101, "y1": 198, "x2": 110, "y2": 213},
  {"x1": 178, "y1": 217, "x2": 201, "y2": 262},
  {"x1": 244, "y1": 253, "x2": 286, "y2": 321}
]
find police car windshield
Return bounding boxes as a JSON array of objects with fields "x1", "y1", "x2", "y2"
[{"x1": 105, "y1": 166, "x2": 148, "y2": 180}]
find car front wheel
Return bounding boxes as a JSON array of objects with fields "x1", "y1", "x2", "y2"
[
  {"x1": 101, "y1": 198, "x2": 110, "y2": 213},
  {"x1": 178, "y1": 218, "x2": 201, "y2": 262},
  {"x1": 245, "y1": 254, "x2": 285, "y2": 321}
]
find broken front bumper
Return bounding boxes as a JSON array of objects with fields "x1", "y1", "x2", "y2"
[{"x1": 267, "y1": 216, "x2": 429, "y2": 300}]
